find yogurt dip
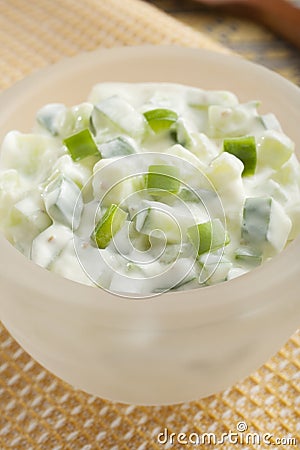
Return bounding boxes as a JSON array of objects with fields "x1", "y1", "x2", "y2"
[{"x1": 0, "y1": 82, "x2": 299, "y2": 296}]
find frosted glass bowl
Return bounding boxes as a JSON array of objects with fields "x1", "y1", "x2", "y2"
[{"x1": 0, "y1": 46, "x2": 300, "y2": 405}]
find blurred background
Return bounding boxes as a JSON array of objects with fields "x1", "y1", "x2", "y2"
[{"x1": 147, "y1": 0, "x2": 300, "y2": 84}]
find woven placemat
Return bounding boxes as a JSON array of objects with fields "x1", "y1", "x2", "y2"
[{"x1": 0, "y1": 1, "x2": 299, "y2": 449}]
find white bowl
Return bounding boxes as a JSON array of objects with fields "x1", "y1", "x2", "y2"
[{"x1": 0, "y1": 46, "x2": 300, "y2": 405}]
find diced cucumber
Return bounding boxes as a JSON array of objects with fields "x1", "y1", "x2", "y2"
[
  {"x1": 234, "y1": 246, "x2": 262, "y2": 266},
  {"x1": 208, "y1": 151, "x2": 244, "y2": 187},
  {"x1": 113, "y1": 257, "x2": 196, "y2": 295},
  {"x1": 174, "y1": 117, "x2": 195, "y2": 148},
  {"x1": 76, "y1": 201, "x2": 102, "y2": 238},
  {"x1": 223, "y1": 136, "x2": 257, "y2": 176},
  {"x1": 109, "y1": 220, "x2": 140, "y2": 255},
  {"x1": 178, "y1": 187, "x2": 215, "y2": 205},
  {"x1": 169, "y1": 276, "x2": 199, "y2": 292},
  {"x1": 207, "y1": 152, "x2": 245, "y2": 226},
  {"x1": 242, "y1": 197, "x2": 270, "y2": 244},
  {"x1": 93, "y1": 158, "x2": 139, "y2": 207},
  {"x1": 208, "y1": 101, "x2": 260, "y2": 138},
  {"x1": 43, "y1": 175, "x2": 83, "y2": 230},
  {"x1": 187, "y1": 89, "x2": 238, "y2": 108},
  {"x1": 63, "y1": 129, "x2": 100, "y2": 162},
  {"x1": 0, "y1": 131, "x2": 59, "y2": 183},
  {"x1": 31, "y1": 224, "x2": 73, "y2": 269},
  {"x1": 199, "y1": 259, "x2": 232, "y2": 285},
  {"x1": 157, "y1": 243, "x2": 192, "y2": 264},
  {"x1": 134, "y1": 200, "x2": 199, "y2": 244},
  {"x1": 187, "y1": 218, "x2": 230, "y2": 256},
  {"x1": 257, "y1": 130, "x2": 294, "y2": 170},
  {"x1": 6, "y1": 194, "x2": 52, "y2": 257},
  {"x1": 154, "y1": 257, "x2": 197, "y2": 293},
  {"x1": 99, "y1": 136, "x2": 136, "y2": 158},
  {"x1": 260, "y1": 113, "x2": 282, "y2": 132},
  {"x1": 242, "y1": 197, "x2": 291, "y2": 257},
  {"x1": 147, "y1": 164, "x2": 180, "y2": 195},
  {"x1": 0, "y1": 169, "x2": 25, "y2": 225},
  {"x1": 154, "y1": 273, "x2": 198, "y2": 293},
  {"x1": 177, "y1": 188, "x2": 223, "y2": 225},
  {"x1": 165, "y1": 144, "x2": 206, "y2": 175},
  {"x1": 50, "y1": 239, "x2": 94, "y2": 286},
  {"x1": 227, "y1": 267, "x2": 248, "y2": 281},
  {"x1": 36, "y1": 103, "x2": 67, "y2": 136},
  {"x1": 37, "y1": 102, "x2": 94, "y2": 138},
  {"x1": 173, "y1": 118, "x2": 219, "y2": 163},
  {"x1": 12, "y1": 196, "x2": 51, "y2": 231},
  {"x1": 136, "y1": 207, "x2": 181, "y2": 244},
  {"x1": 135, "y1": 207, "x2": 150, "y2": 233},
  {"x1": 143, "y1": 108, "x2": 178, "y2": 133},
  {"x1": 286, "y1": 203, "x2": 300, "y2": 240},
  {"x1": 109, "y1": 220, "x2": 150, "y2": 256},
  {"x1": 188, "y1": 132, "x2": 219, "y2": 164},
  {"x1": 91, "y1": 204, "x2": 127, "y2": 249},
  {"x1": 178, "y1": 187, "x2": 202, "y2": 203},
  {"x1": 92, "y1": 96, "x2": 146, "y2": 138},
  {"x1": 272, "y1": 154, "x2": 300, "y2": 186},
  {"x1": 71, "y1": 102, "x2": 94, "y2": 133},
  {"x1": 49, "y1": 155, "x2": 91, "y2": 190},
  {"x1": 259, "y1": 179, "x2": 289, "y2": 205}
]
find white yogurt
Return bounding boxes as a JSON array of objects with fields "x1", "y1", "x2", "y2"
[{"x1": 0, "y1": 83, "x2": 299, "y2": 296}]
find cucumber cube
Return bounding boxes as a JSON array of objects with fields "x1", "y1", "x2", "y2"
[
  {"x1": 208, "y1": 101, "x2": 260, "y2": 138},
  {"x1": 260, "y1": 114, "x2": 282, "y2": 132},
  {"x1": 64, "y1": 129, "x2": 100, "y2": 161},
  {"x1": 242, "y1": 197, "x2": 271, "y2": 245},
  {"x1": 136, "y1": 207, "x2": 181, "y2": 244},
  {"x1": 36, "y1": 103, "x2": 67, "y2": 136},
  {"x1": 234, "y1": 246, "x2": 262, "y2": 266},
  {"x1": 174, "y1": 117, "x2": 195, "y2": 148},
  {"x1": 8, "y1": 195, "x2": 52, "y2": 257},
  {"x1": 187, "y1": 219, "x2": 230, "y2": 256},
  {"x1": 144, "y1": 108, "x2": 178, "y2": 133},
  {"x1": 223, "y1": 136, "x2": 256, "y2": 176},
  {"x1": 257, "y1": 130, "x2": 294, "y2": 170},
  {"x1": 31, "y1": 224, "x2": 73, "y2": 269},
  {"x1": 199, "y1": 259, "x2": 232, "y2": 285},
  {"x1": 0, "y1": 131, "x2": 58, "y2": 182},
  {"x1": 99, "y1": 136, "x2": 136, "y2": 158},
  {"x1": 43, "y1": 175, "x2": 83, "y2": 230},
  {"x1": 93, "y1": 96, "x2": 146, "y2": 138},
  {"x1": 134, "y1": 201, "x2": 194, "y2": 244},
  {"x1": 92, "y1": 204, "x2": 127, "y2": 249},
  {"x1": 12, "y1": 196, "x2": 51, "y2": 232},
  {"x1": 242, "y1": 197, "x2": 292, "y2": 256},
  {"x1": 147, "y1": 165, "x2": 180, "y2": 195}
]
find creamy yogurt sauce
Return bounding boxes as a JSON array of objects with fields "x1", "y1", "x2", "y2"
[{"x1": 0, "y1": 82, "x2": 299, "y2": 296}]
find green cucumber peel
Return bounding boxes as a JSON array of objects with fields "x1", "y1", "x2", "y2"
[
  {"x1": 235, "y1": 246, "x2": 262, "y2": 266},
  {"x1": 91, "y1": 204, "x2": 127, "y2": 249},
  {"x1": 187, "y1": 218, "x2": 230, "y2": 256},
  {"x1": 223, "y1": 136, "x2": 257, "y2": 176},
  {"x1": 147, "y1": 165, "x2": 180, "y2": 195},
  {"x1": 143, "y1": 108, "x2": 178, "y2": 133},
  {"x1": 241, "y1": 197, "x2": 272, "y2": 246},
  {"x1": 64, "y1": 129, "x2": 100, "y2": 161}
]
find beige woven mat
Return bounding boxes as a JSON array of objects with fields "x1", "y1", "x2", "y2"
[{"x1": 0, "y1": 1, "x2": 299, "y2": 449}]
